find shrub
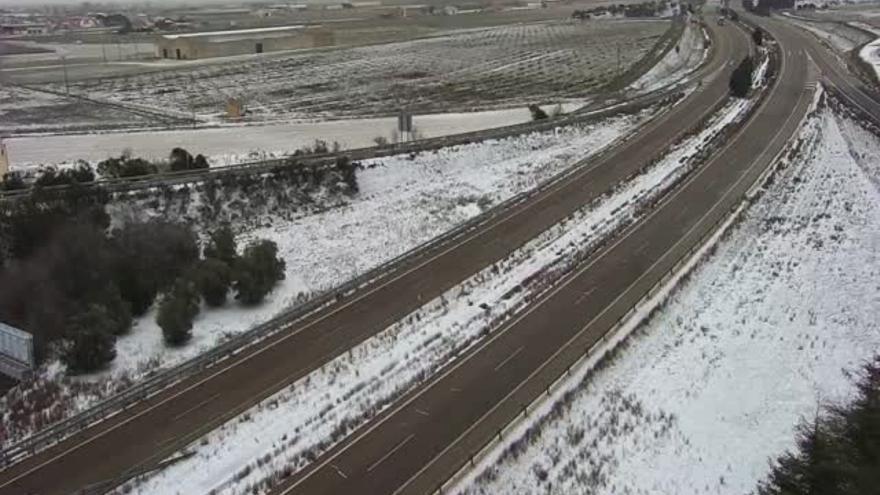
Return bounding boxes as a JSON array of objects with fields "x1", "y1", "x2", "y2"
[
  {"x1": 729, "y1": 56, "x2": 754, "y2": 98},
  {"x1": 113, "y1": 221, "x2": 200, "y2": 315},
  {"x1": 34, "y1": 162, "x2": 95, "y2": 188},
  {"x1": 62, "y1": 305, "x2": 118, "y2": 373},
  {"x1": 169, "y1": 147, "x2": 195, "y2": 171},
  {"x1": 1, "y1": 172, "x2": 26, "y2": 191},
  {"x1": 195, "y1": 258, "x2": 232, "y2": 307},
  {"x1": 757, "y1": 356, "x2": 880, "y2": 495},
  {"x1": 528, "y1": 104, "x2": 549, "y2": 121},
  {"x1": 753, "y1": 28, "x2": 764, "y2": 46},
  {"x1": 97, "y1": 154, "x2": 158, "y2": 178},
  {"x1": 203, "y1": 225, "x2": 238, "y2": 266},
  {"x1": 335, "y1": 156, "x2": 359, "y2": 194},
  {"x1": 234, "y1": 240, "x2": 286, "y2": 305},
  {"x1": 156, "y1": 278, "x2": 201, "y2": 346}
]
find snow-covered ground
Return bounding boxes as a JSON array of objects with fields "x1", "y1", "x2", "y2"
[
  {"x1": 456, "y1": 100, "x2": 880, "y2": 495},
  {"x1": 783, "y1": 13, "x2": 874, "y2": 52},
  {"x1": 630, "y1": 18, "x2": 706, "y2": 93},
  {"x1": 858, "y1": 31, "x2": 880, "y2": 80},
  {"x1": 0, "y1": 105, "x2": 657, "y2": 449},
  {"x1": 4, "y1": 103, "x2": 581, "y2": 169},
  {"x1": 114, "y1": 87, "x2": 758, "y2": 495}
]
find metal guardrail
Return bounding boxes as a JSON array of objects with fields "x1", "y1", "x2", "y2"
[
  {"x1": 0, "y1": 16, "x2": 700, "y2": 468},
  {"x1": 0, "y1": 87, "x2": 687, "y2": 468}
]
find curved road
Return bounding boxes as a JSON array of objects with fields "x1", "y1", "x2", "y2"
[
  {"x1": 0, "y1": 15, "x2": 753, "y2": 495},
  {"x1": 272, "y1": 14, "x2": 819, "y2": 495}
]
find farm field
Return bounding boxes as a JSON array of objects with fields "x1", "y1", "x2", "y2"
[{"x1": 13, "y1": 19, "x2": 670, "y2": 130}]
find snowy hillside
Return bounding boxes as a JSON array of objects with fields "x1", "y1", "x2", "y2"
[{"x1": 457, "y1": 100, "x2": 880, "y2": 494}]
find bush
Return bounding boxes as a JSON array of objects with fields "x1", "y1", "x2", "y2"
[
  {"x1": 156, "y1": 278, "x2": 201, "y2": 346},
  {"x1": 169, "y1": 147, "x2": 195, "y2": 171},
  {"x1": 203, "y1": 225, "x2": 238, "y2": 266},
  {"x1": 753, "y1": 28, "x2": 764, "y2": 46},
  {"x1": 528, "y1": 104, "x2": 549, "y2": 121},
  {"x1": 195, "y1": 258, "x2": 232, "y2": 307},
  {"x1": 34, "y1": 162, "x2": 95, "y2": 188},
  {"x1": 1, "y1": 172, "x2": 26, "y2": 191},
  {"x1": 62, "y1": 305, "x2": 118, "y2": 373},
  {"x1": 729, "y1": 56, "x2": 754, "y2": 98},
  {"x1": 335, "y1": 156, "x2": 359, "y2": 194},
  {"x1": 757, "y1": 356, "x2": 880, "y2": 495},
  {"x1": 97, "y1": 154, "x2": 158, "y2": 178},
  {"x1": 234, "y1": 240, "x2": 285, "y2": 305},
  {"x1": 113, "y1": 221, "x2": 200, "y2": 315}
]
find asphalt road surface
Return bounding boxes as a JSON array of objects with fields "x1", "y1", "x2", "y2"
[
  {"x1": 271, "y1": 16, "x2": 821, "y2": 495},
  {"x1": 0, "y1": 16, "x2": 756, "y2": 495}
]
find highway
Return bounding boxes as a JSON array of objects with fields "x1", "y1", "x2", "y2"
[
  {"x1": 271, "y1": 15, "x2": 819, "y2": 495},
  {"x1": 0, "y1": 15, "x2": 750, "y2": 495}
]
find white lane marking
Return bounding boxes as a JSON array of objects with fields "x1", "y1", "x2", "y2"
[
  {"x1": 574, "y1": 287, "x2": 597, "y2": 306},
  {"x1": 279, "y1": 25, "x2": 751, "y2": 495},
  {"x1": 331, "y1": 464, "x2": 348, "y2": 480},
  {"x1": 635, "y1": 241, "x2": 650, "y2": 254},
  {"x1": 414, "y1": 408, "x2": 430, "y2": 417},
  {"x1": 171, "y1": 393, "x2": 221, "y2": 422},
  {"x1": 366, "y1": 434, "x2": 414, "y2": 473},
  {"x1": 493, "y1": 346, "x2": 525, "y2": 372}
]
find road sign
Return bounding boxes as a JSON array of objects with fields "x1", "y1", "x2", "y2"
[{"x1": 0, "y1": 322, "x2": 33, "y2": 380}]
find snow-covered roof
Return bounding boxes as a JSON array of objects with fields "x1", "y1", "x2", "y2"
[{"x1": 161, "y1": 24, "x2": 306, "y2": 40}]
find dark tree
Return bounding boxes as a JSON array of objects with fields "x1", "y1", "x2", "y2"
[
  {"x1": 1, "y1": 172, "x2": 26, "y2": 191},
  {"x1": 62, "y1": 305, "x2": 118, "y2": 373},
  {"x1": 528, "y1": 104, "x2": 549, "y2": 121},
  {"x1": 203, "y1": 225, "x2": 238, "y2": 266},
  {"x1": 729, "y1": 56, "x2": 755, "y2": 98},
  {"x1": 194, "y1": 258, "x2": 232, "y2": 307},
  {"x1": 156, "y1": 278, "x2": 201, "y2": 346},
  {"x1": 193, "y1": 154, "x2": 210, "y2": 170},
  {"x1": 169, "y1": 147, "x2": 195, "y2": 171},
  {"x1": 97, "y1": 155, "x2": 158, "y2": 178},
  {"x1": 335, "y1": 156, "x2": 359, "y2": 194},
  {"x1": 233, "y1": 240, "x2": 286, "y2": 305},
  {"x1": 113, "y1": 221, "x2": 200, "y2": 315},
  {"x1": 753, "y1": 28, "x2": 764, "y2": 46}
]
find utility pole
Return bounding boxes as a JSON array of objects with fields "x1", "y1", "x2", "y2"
[
  {"x1": 101, "y1": 36, "x2": 107, "y2": 63},
  {"x1": 616, "y1": 42, "x2": 621, "y2": 77}
]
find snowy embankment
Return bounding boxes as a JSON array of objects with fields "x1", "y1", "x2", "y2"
[
  {"x1": 116, "y1": 90, "x2": 757, "y2": 495},
  {"x1": 455, "y1": 97, "x2": 880, "y2": 495},
  {"x1": 0, "y1": 107, "x2": 655, "y2": 449},
  {"x1": 857, "y1": 23, "x2": 880, "y2": 81},
  {"x1": 782, "y1": 14, "x2": 873, "y2": 53},
  {"x1": 630, "y1": 18, "x2": 707, "y2": 94}
]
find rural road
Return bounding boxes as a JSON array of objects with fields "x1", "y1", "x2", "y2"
[
  {"x1": 0, "y1": 15, "x2": 745, "y2": 495},
  {"x1": 269, "y1": 13, "x2": 819, "y2": 495},
  {"x1": 0, "y1": 10, "x2": 860, "y2": 495}
]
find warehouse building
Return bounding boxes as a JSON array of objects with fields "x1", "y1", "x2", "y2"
[{"x1": 155, "y1": 25, "x2": 334, "y2": 60}]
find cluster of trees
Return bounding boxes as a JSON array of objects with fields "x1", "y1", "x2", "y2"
[
  {"x1": 528, "y1": 104, "x2": 549, "y2": 121},
  {"x1": 0, "y1": 147, "x2": 211, "y2": 192},
  {"x1": 571, "y1": 0, "x2": 675, "y2": 19},
  {"x1": 729, "y1": 56, "x2": 755, "y2": 98},
  {"x1": 757, "y1": 356, "x2": 880, "y2": 494},
  {"x1": 156, "y1": 226, "x2": 286, "y2": 346},
  {"x1": 0, "y1": 213, "x2": 285, "y2": 373}
]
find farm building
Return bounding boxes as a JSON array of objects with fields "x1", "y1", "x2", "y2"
[{"x1": 155, "y1": 25, "x2": 334, "y2": 60}]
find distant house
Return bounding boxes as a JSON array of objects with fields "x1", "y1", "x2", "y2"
[
  {"x1": 0, "y1": 23, "x2": 48, "y2": 36},
  {"x1": 155, "y1": 25, "x2": 335, "y2": 60}
]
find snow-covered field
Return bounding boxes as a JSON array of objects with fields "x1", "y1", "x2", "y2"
[
  {"x1": 114, "y1": 86, "x2": 758, "y2": 495},
  {"x1": 0, "y1": 105, "x2": 657, "y2": 448},
  {"x1": 456, "y1": 100, "x2": 880, "y2": 495},
  {"x1": 783, "y1": 13, "x2": 874, "y2": 52},
  {"x1": 35, "y1": 21, "x2": 666, "y2": 124},
  {"x1": 630, "y1": 18, "x2": 706, "y2": 93}
]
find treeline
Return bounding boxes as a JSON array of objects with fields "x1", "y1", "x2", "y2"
[
  {"x1": 757, "y1": 356, "x2": 880, "y2": 494},
  {"x1": 0, "y1": 205, "x2": 285, "y2": 374},
  {"x1": 0, "y1": 147, "x2": 210, "y2": 192},
  {"x1": 571, "y1": 0, "x2": 680, "y2": 19}
]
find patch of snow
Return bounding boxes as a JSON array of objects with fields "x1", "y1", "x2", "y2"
[
  {"x1": 457, "y1": 104, "x2": 880, "y2": 495},
  {"x1": 859, "y1": 34, "x2": 880, "y2": 80}
]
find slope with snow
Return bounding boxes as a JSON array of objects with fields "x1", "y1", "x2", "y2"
[
  {"x1": 457, "y1": 100, "x2": 880, "y2": 495},
  {"x1": 630, "y1": 18, "x2": 707, "y2": 93}
]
